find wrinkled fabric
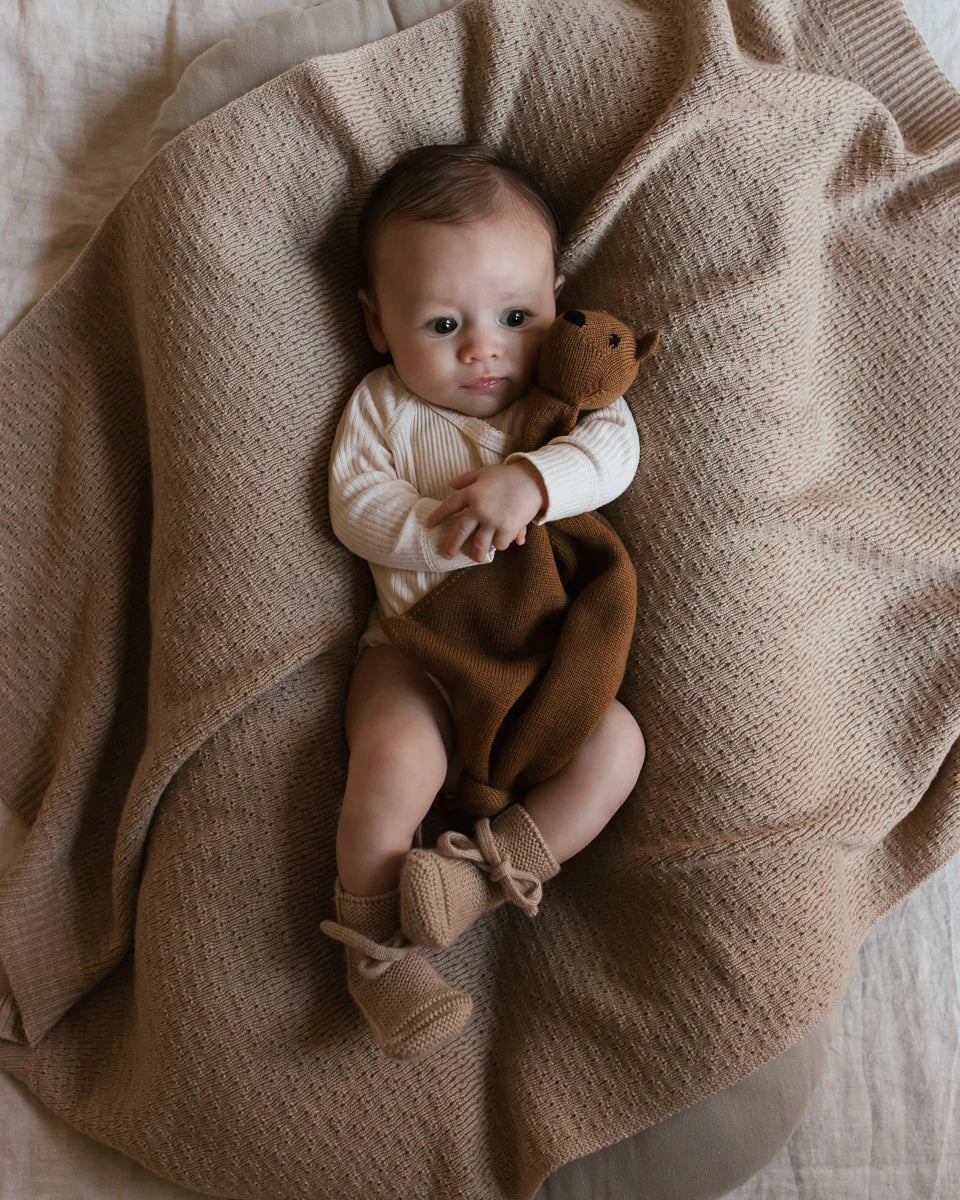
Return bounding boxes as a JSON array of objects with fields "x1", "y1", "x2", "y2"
[{"x1": 2, "y1": 1, "x2": 960, "y2": 1197}]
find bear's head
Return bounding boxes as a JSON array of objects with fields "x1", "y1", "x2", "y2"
[{"x1": 537, "y1": 309, "x2": 660, "y2": 410}]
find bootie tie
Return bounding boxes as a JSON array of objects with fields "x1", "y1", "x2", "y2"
[
  {"x1": 399, "y1": 803, "x2": 561, "y2": 949},
  {"x1": 320, "y1": 877, "x2": 473, "y2": 1060}
]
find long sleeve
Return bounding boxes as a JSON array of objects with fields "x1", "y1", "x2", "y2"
[
  {"x1": 504, "y1": 394, "x2": 640, "y2": 524},
  {"x1": 328, "y1": 380, "x2": 493, "y2": 572}
]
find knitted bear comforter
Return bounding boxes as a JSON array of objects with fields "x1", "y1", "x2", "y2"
[
  {"x1": 383, "y1": 310, "x2": 660, "y2": 820},
  {"x1": 2, "y1": 1, "x2": 959, "y2": 1198}
]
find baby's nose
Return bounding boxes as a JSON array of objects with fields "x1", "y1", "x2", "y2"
[{"x1": 460, "y1": 331, "x2": 502, "y2": 359}]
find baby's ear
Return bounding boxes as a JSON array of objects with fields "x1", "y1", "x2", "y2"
[
  {"x1": 358, "y1": 289, "x2": 389, "y2": 354},
  {"x1": 635, "y1": 329, "x2": 661, "y2": 362}
]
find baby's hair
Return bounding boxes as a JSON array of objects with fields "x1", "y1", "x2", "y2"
[{"x1": 356, "y1": 143, "x2": 562, "y2": 297}]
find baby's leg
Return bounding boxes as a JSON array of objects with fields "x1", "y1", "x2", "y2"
[
  {"x1": 397, "y1": 697, "x2": 646, "y2": 950},
  {"x1": 338, "y1": 643, "x2": 455, "y2": 895},
  {"x1": 522, "y1": 698, "x2": 646, "y2": 863}
]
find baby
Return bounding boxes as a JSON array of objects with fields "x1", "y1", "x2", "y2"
[{"x1": 320, "y1": 143, "x2": 647, "y2": 1061}]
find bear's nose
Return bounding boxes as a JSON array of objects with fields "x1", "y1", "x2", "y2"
[{"x1": 562, "y1": 310, "x2": 586, "y2": 326}]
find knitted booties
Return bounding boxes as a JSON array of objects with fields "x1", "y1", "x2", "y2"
[
  {"x1": 320, "y1": 877, "x2": 473, "y2": 1060},
  {"x1": 399, "y1": 803, "x2": 561, "y2": 949}
]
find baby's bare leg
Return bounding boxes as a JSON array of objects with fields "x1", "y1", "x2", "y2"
[
  {"x1": 338, "y1": 644, "x2": 455, "y2": 895},
  {"x1": 522, "y1": 698, "x2": 646, "y2": 863}
]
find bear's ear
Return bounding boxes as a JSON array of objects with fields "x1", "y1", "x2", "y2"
[{"x1": 635, "y1": 329, "x2": 661, "y2": 362}]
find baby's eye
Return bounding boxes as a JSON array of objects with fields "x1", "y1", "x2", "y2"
[
  {"x1": 428, "y1": 317, "x2": 458, "y2": 335},
  {"x1": 426, "y1": 310, "x2": 530, "y2": 335}
]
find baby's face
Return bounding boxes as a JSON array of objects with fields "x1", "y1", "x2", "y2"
[{"x1": 358, "y1": 210, "x2": 565, "y2": 417}]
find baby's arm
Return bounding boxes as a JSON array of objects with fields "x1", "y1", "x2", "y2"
[
  {"x1": 503, "y1": 395, "x2": 641, "y2": 524},
  {"x1": 424, "y1": 397, "x2": 640, "y2": 560},
  {"x1": 328, "y1": 382, "x2": 494, "y2": 572}
]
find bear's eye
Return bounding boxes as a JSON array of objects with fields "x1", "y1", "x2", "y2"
[{"x1": 609, "y1": 333, "x2": 620, "y2": 348}]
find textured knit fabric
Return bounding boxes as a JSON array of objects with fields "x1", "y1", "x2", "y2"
[
  {"x1": 329, "y1": 361, "x2": 640, "y2": 646},
  {"x1": 1, "y1": 0, "x2": 960, "y2": 1198},
  {"x1": 320, "y1": 877, "x2": 475, "y2": 1059},
  {"x1": 400, "y1": 802, "x2": 562, "y2": 947}
]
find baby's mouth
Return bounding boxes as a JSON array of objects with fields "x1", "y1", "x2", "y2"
[{"x1": 463, "y1": 376, "x2": 505, "y2": 390}]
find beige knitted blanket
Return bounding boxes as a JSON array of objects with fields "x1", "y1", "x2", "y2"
[{"x1": 2, "y1": 0, "x2": 959, "y2": 1196}]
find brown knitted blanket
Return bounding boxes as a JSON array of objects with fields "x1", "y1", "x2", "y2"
[{"x1": 2, "y1": 1, "x2": 960, "y2": 1197}]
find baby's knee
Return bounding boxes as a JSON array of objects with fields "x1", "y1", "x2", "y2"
[{"x1": 596, "y1": 700, "x2": 646, "y2": 781}]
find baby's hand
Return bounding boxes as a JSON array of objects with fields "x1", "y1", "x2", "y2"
[{"x1": 424, "y1": 461, "x2": 546, "y2": 563}]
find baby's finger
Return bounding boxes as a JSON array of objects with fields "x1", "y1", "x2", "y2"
[
  {"x1": 425, "y1": 491, "x2": 465, "y2": 527},
  {"x1": 424, "y1": 499, "x2": 450, "y2": 527},
  {"x1": 471, "y1": 524, "x2": 496, "y2": 563},
  {"x1": 443, "y1": 513, "x2": 478, "y2": 558}
]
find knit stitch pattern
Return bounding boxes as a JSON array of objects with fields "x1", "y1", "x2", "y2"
[
  {"x1": 400, "y1": 803, "x2": 562, "y2": 947},
  {"x1": 1, "y1": 0, "x2": 960, "y2": 1197},
  {"x1": 321, "y1": 879, "x2": 475, "y2": 1059}
]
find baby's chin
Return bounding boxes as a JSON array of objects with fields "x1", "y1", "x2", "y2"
[
  {"x1": 454, "y1": 379, "x2": 525, "y2": 416},
  {"x1": 410, "y1": 377, "x2": 527, "y2": 416}
]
